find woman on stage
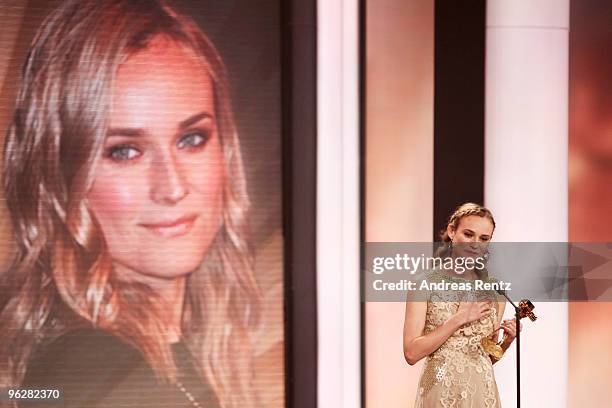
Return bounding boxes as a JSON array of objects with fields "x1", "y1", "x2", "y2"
[
  {"x1": 403, "y1": 203, "x2": 520, "y2": 407},
  {"x1": 0, "y1": 1, "x2": 260, "y2": 407}
]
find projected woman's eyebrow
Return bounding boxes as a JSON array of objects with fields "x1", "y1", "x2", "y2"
[{"x1": 106, "y1": 111, "x2": 214, "y2": 138}]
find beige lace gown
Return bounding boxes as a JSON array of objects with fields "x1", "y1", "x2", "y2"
[{"x1": 414, "y1": 271, "x2": 502, "y2": 408}]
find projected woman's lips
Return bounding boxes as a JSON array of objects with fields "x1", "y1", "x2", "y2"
[{"x1": 140, "y1": 214, "x2": 198, "y2": 238}]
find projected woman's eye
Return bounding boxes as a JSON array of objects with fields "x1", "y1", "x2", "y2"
[
  {"x1": 177, "y1": 130, "x2": 210, "y2": 149},
  {"x1": 106, "y1": 144, "x2": 141, "y2": 162}
]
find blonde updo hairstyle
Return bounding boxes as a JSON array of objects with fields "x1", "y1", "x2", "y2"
[{"x1": 438, "y1": 202, "x2": 496, "y2": 279}]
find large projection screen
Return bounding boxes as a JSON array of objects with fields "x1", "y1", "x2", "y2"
[{"x1": 0, "y1": 1, "x2": 287, "y2": 407}]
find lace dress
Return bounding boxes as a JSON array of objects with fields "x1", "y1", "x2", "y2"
[{"x1": 414, "y1": 271, "x2": 501, "y2": 408}]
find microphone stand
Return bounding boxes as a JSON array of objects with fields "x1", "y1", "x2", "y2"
[{"x1": 496, "y1": 289, "x2": 522, "y2": 408}]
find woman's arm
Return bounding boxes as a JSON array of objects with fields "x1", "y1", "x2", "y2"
[
  {"x1": 499, "y1": 318, "x2": 521, "y2": 351},
  {"x1": 490, "y1": 301, "x2": 522, "y2": 365},
  {"x1": 489, "y1": 300, "x2": 506, "y2": 342},
  {"x1": 403, "y1": 299, "x2": 493, "y2": 365}
]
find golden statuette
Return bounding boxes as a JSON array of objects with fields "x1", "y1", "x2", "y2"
[
  {"x1": 481, "y1": 298, "x2": 537, "y2": 362},
  {"x1": 481, "y1": 337, "x2": 504, "y2": 361}
]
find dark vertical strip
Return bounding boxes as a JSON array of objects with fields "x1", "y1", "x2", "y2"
[
  {"x1": 433, "y1": 0, "x2": 486, "y2": 240},
  {"x1": 281, "y1": 0, "x2": 317, "y2": 407},
  {"x1": 358, "y1": 0, "x2": 367, "y2": 406}
]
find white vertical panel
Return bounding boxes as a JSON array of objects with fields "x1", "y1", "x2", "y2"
[
  {"x1": 364, "y1": 0, "x2": 434, "y2": 406},
  {"x1": 317, "y1": 0, "x2": 360, "y2": 407},
  {"x1": 486, "y1": 1, "x2": 569, "y2": 407}
]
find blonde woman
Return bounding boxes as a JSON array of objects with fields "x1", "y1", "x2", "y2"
[
  {"x1": 0, "y1": 1, "x2": 260, "y2": 407},
  {"x1": 403, "y1": 203, "x2": 520, "y2": 407}
]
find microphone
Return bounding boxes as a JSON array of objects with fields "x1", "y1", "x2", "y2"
[
  {"x1": 495, "y1": 287, "x2": 507, "y2": 296},
  {"x1": 494, "y1": 282, "x2": 536, "y2": 408},
  {"x1": 496, "y1": 288, "x2": 537, "y2": 321}
]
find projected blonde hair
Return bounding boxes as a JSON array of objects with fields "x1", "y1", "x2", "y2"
[{"x1": 0, "y1": 0, "x2": 260, "y2": 406}]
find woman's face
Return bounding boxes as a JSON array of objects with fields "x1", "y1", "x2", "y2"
[
  {"x1": 448, "y1": 215, "x2": 493, "y2": 258},
  {"x1": 87, "y1": 38, "x2": 225, "y2": 283}
]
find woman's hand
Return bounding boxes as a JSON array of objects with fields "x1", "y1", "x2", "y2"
[
  {"x1": 455, "y1": 301, "x2": 493, "y2": 325},
  {"x1": 500, "y1": 318, "x2": 522, "y2": 349}
]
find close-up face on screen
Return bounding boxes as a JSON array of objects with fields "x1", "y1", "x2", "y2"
[{"x1": 0, "y1": 1, "x2": 284, "y2": 407}]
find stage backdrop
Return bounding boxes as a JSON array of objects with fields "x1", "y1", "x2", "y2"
[
  {"x1": 568, "y1": 1, "x2": 612, "y2": 407},
  {"x1": 364, "y1": 0, "x2": 434, "y2": 406}
]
